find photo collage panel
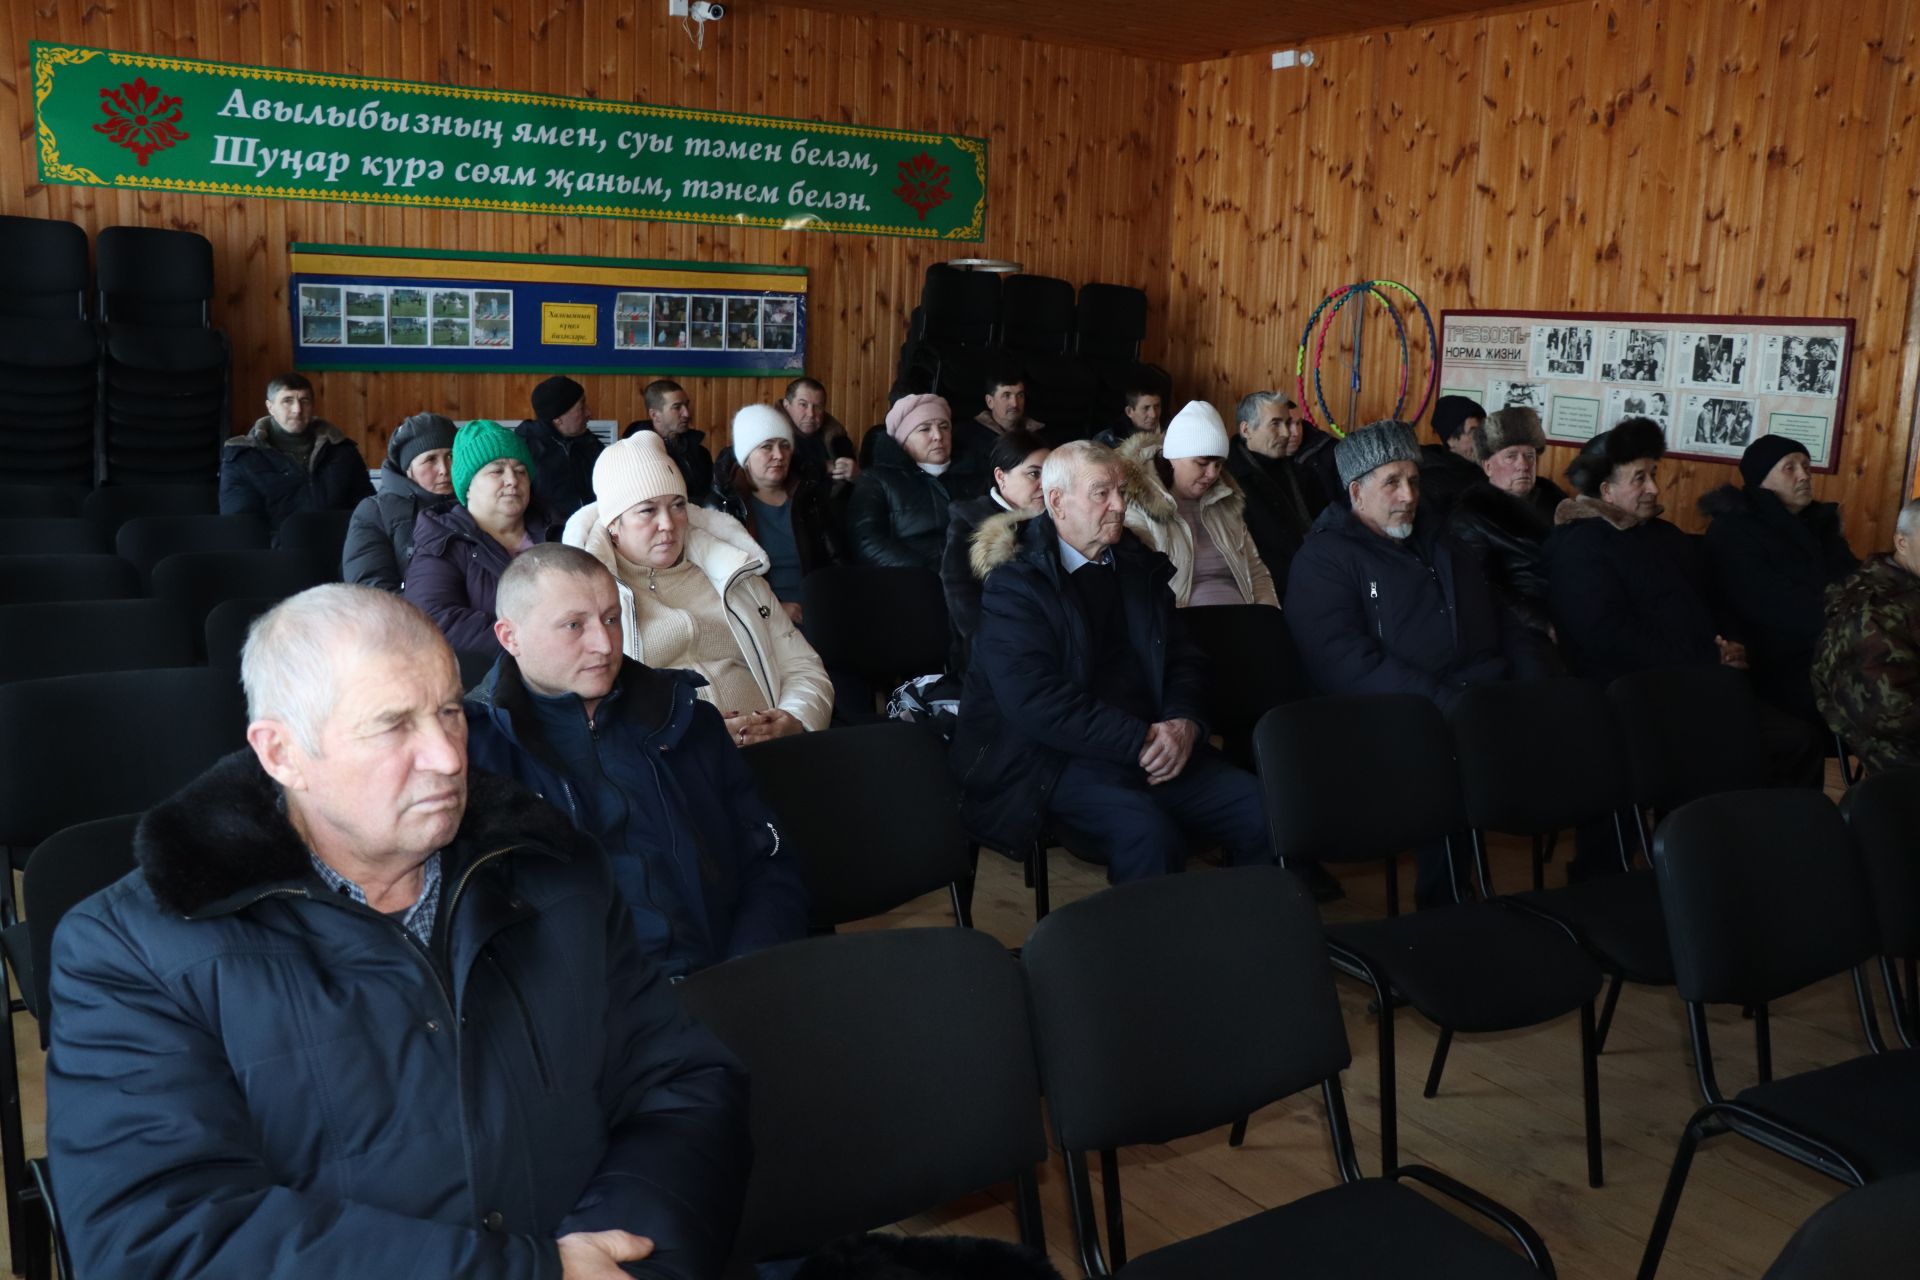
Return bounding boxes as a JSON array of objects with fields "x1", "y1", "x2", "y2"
[
  {"x1": 612, "y1": 291, "x2": 798, "y2": 352},
  {"x1": 297, "y1": 283, "x2": 510, "y2": 351}
]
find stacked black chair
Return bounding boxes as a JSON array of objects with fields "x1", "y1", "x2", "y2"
[
  {"x1": 1254, "y1": 694, "x2": 1607, "y2": 1185},
  {"x1": 1760, "y1": 1171, "x2": 1920, "y2": 1280},
  {"x1": 801, "y1": 564, "x2": 949, "y2": 723},
  {"x1": 679, "y1": 928, "x2": 1048, "y2": 1271},
  {"x1": 893, "y1": 264, "x2": 1002, "y2": 405},
  {"x1": 150, "y1": 550, "x2": 328, "y2": 646},
  {"x1": 742, "y1": 721, "x2": 975, "y2": 929},
  {"x1": 1000, "y1": 274, "x2": 1096, "y2": 434},
  {"x1": 94, "y1": 226, "x2": 230, "y2": 485},
  {"x1": 0, "y1": 520, "x2": 109, "y2": 556},
  {"x1": 274, "y1": 508, "x2": 353, "y2": 582},
  {"x1": 0, "y1": 600, "x2": 196, "y2": 684},
  {"x1": 1637, "y1": 789, "x2": 1920, "y2": 1279},
  {"x1": 116, "y1": 513, "x2": 270, "y2": 583},
  {"x1": 1022, "y1": 866, "x2": 1554, "y2": 1277},
  {"x1": 80, "y1": 481, "x2": 219, "y2": 539},
  {"x1": 1075, "y1": 282, "x2": 1171, "y2": 423},
  {"x1": 1840, "y1": 766, "x2": 1920, "y2": 1047},
  {"x1": 0, "y1": 216, "x2": 97, "y2": 488},
  {"x1": 0, "y1": 555, "x2": 140, "y2": 604},
  {"x1": 0, "y1": 487, "x2": 86, "y2": 519},
  {"x1": 1452, "y1": 678, "x2": 1672, "y2": 1053},
  {"x1": 1179, "y1": 604, "x2": 1307, "y2": 771}
]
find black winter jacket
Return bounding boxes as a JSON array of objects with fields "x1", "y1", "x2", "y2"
[
  {"x1": 342, "y1": 417, "x2": 456, "y2": 591},
  {"x1": 1224, "y1": 438, "x2": 1317, "y2": 593},
  {"x1": 514, "y1": 418, "x2": 603, "y2": 522},
  {"x1": 1417, "y1": 442, "x2": 1486, "y2": 524},
  {"x1": 1445, "y1": 478, "x2": 1567, "y2": 635},
  {"x1": 705, "y1": 448, "x2": 840, "y2": 582},
  {"x1": 848, "y1": 431, "x2": 962, "y2": 572},
  {"x1": 1283, "y1": 503, "x2": 1543, "y2": 710},
  {"x1": 950, "y1": 512, "x2": 1207, "y2": 852},
  {"x1": 940, "y1": 492, "x2": 1018, "y2": 679},
  {"x1": 1547, "y1": 497, "x2": 1720, "y2": 684},
  {"x1": 47, "y1": 750, "x2": 750, "y2": 1280},
  {"x1": 218, "y1": 417, "x2": 374, "y2": 533},
  {"x1": 1700, "y1": 484, "x2": 1858, "y2": 722}
]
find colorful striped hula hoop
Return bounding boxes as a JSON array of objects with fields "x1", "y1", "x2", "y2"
[{"x1": 1293, "y1": 279, "x2": 1440, "y2": 439}]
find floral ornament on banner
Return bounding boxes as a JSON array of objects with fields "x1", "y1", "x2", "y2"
[
  {"x1": 94, "y1": 77, "x2": 188, "y2": 167},
  {"x1": 894, "y1": 151, "x2": 952, "y2": 222}
]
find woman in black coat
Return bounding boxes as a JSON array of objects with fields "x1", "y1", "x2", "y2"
[
  {"x1": 342, "y1": 411, "x2": 457, "y2": 591},
  {"x1": 1445, "y1": 406, "x2": 1566, "y2": 637},
  {"x1": 940, "y1": 428, "x2": 1050, "y2": 678}
]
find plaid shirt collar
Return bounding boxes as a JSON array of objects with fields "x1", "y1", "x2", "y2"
[{"x1": 308, "y1": 851, "x2": 443, "y2": 947}]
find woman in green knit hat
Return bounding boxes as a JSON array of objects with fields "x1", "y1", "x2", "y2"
[{"x1": 403, "y1": 419, "x2": 562, "y2": 654}]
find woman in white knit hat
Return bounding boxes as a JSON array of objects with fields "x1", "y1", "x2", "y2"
[
  {"x1": 1116, "y1": 400, "x2": 1280, "y2": 608},
  {"x1": 705, "y1": 403, "x2": 839, "y2": 624},
  {"x1": 563, "y1": 426, "x2": 833, "y2": 743}
]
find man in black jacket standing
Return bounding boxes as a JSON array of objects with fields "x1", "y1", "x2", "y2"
[
  {"x1": 1700, "y1": 435, "x2": 1858, "y2": 725},
  {"x1": 951, "y1": 440, "x2": 1269, "y2": 884},
  {"x1": 516, "y1": 375, "x2": 602, "y2": 522}
]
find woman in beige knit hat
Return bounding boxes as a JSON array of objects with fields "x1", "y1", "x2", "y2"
[{"x1": 562, "y1": 429, "x2": 832, "y2": 743}]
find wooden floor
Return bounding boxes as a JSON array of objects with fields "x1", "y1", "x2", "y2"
[{"x1": 3, "y1": 768, "x2": 1868, "y2": 1278}]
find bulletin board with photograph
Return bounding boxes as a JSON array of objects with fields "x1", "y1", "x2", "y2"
[
  {"x1": 290, "y1": 243, "x2": 807, "y2": 377},
  {"x1": 1437, "y1": 309, "x2": 1852, "y2": 471}
]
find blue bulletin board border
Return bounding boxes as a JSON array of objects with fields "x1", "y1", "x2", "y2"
[{"x1": 289, "y1": 243, "x2": 807, "y2": 377}]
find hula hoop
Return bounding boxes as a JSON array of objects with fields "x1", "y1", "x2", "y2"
[
  {"x1": 1311, "y1": 283, "x2": 1409, "y2": 437},
  {"x1": 1369, "y1": 277, "x2": 1441, "y2": 426},
  {"x1": 1293, "y1": 278, "x2": 1441, "y2": 438}
]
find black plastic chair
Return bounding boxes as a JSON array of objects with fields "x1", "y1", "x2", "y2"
[
  {"x1": 742, "y1": 722, "x2": 975, "y2": 930},
  {"x1": 801, "y1": 565, "x2": 949, "y2": 720},
  {"x1": 1451, "y1": 678, "x2": 1672, "y2": 1053},
  {"x1": 0, "y1": 519, "x2": 108, "y2": 556},
  {"x1": 1840, "y1": 766, "x2": 1920, "y2": 1048},
  {"x1": 679, "y1": 928, "x2": 1047, "y2": 1269},
  {"x1": 1074, "y1": 283, "x2": 1149, "y2": 362},
  {"x1": 1254, "y1": 694, "x2": 1606, "y2": 1185},
  {"x1": 1022, "y1": 866, "x2": 1554, "y2": 1278},
  {"x1": 0, "y1": 600, "x2": 196, "y2": 684},
  {"x1": 1608, "y1": 665, "x2": 1770, "y2": 854},
  {"x1": 96, "y1": 226, "x2": 214, "y2": 329},
  {"x1": 0, "y1": 216, "x2": 88, "y2": 322},
  {"x1": 1637, "y1": 789, "x2": 1920, "y2": 1280},
  {"x1": 1000, "y1": 275, "x2": 1076, "y2": 355},
  {"x1": 203, "y1": 597, "x2": 280, "y2": 680},
  {"x1": 0, "y1": 555, "x2": 140, "y2": 604},
  {"x1": 274, "y1": 508, "x2": 353, "y2": 582},
  {"x1": 150, "y1": 550, "x2": 328, "y2": 645},
  {"x1": 1761, "y1": 1171, "x2": 1920, "y2": 1279},
  {"x1": 80, "y1": 482, "x2": 219, "y2": 537},
  {"x1": 116, "y1": 513, "x2": 270, "y2": 582},
  {"x1": 1178, "y1": 604, "x2": 1305, "y2": 771},
  {"x1": 0, "y1": 486, "x2": 86, "y2": 519}
]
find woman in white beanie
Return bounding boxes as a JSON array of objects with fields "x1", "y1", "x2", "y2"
[
  {"x1": 564, "y1": 429, "x2": 833, "y2": 742},
  {"x1": 1116, "y1": 400, "x2": 1280, "y2": 608},
  {"x1": 707, "y1": 403, "x2": 840, "y2": 623}
]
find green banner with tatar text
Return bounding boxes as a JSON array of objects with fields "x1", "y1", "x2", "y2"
[{"x1": 31, "y1": 42, "x2": 987, "y2": 241}]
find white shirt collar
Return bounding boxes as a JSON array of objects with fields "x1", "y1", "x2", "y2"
[{"x1": 1057, "y1": 538, "x2": 1113, "y2": 572}]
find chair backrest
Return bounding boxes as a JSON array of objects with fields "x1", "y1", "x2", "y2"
[
  {"x1": 1608, "y1": 665, "x2": 1768, "y2": 811},
  {"x1": 0, "y1": 668, "x2": 248, "y2": 850},
  {"x1": 1253, "y1": 694, "x2": 1467, "y2": 864},
  {"x1": 117, "y1": 513, "x2": 270, "y2": 579},
  {"x1": 801, "y1": 565, "x2": 950, "y2": 687},
  {"x1": 0, "y1": 485, "x2": 87, "y2": 518},
  {"x1": 150, "y1": 550, "x2": 327, "y2": 642},
  {"x1": 1761, "y1": 1171, "x2": 1920, "y2": 1280},
  {"x1": 742, "y1": 722, "x2": 971, "y2": 929},
  {"x1": 455, "y1": 648, "x2": 500, "y2": 692},
  {"x1": 25, "y1": 813, "x2": 141, "y2": 1040},
  {"x1": 1074, "y1": 283, "x2": 1148, "y2": 361},
  {"x1": 0, "y1": 518, "x2": 109, "y2": 556},
  {"x1": 81, "y1": 482, "x2": 220, "y2": 536},
  {"x1": 920, "y1": 264, "x2": 1001, "y2": 347},
  {"x1": 273, "y1": 508, "x2": 353, "y2": 582},
  {"x1": 0, "y1": 600, "x2": 196, "y2": 684},
  {"x1": 678, "y1": 928, "x2": 1045, "y2": 1262},
  {"x1": 1177, "y1": 604, "x2": 1306, "y2": 739},
  {"x1": 1000, "y1": 275, "x2": 1076, "y2": 354},
  {"x1": 0, "y1": 215, "x2": 88, "y2": 321},
  {"x1": 203, "y1": 597, "x2": 281, "y2": 679},
  {"x1": 1840, "y1": 766, "x2": 1920, "y2": 961},
  {"x1": 1023, "y1": 866, "x2": 1349, "y2": 1154},
  {"x1": 96, "y1": 226, "x2": 213, "y2": 327},
  {"x1": 1450, "y1": 677, "x2": 1632, "y2": 836},
  {"x1": 0, "y1": 554, "x2": 141, "y2": 604},
  {"x1": 1653, "y1": 789, "x2": 1874, "y2": 1007}
]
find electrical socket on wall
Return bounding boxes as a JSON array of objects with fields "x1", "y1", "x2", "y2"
[{"x1": 1271, "y1": 49, "x2": 1317, "y2": 69}]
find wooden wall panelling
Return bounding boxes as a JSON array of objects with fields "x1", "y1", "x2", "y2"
[
  {"x1": 1166, "y1": 0, "x2": 1920, "y2": 551},
  {"x1": 2, "y1": 1, "x2": 1180, "y2": 464}
]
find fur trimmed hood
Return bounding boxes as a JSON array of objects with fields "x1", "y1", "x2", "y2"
[
  {"x1": 1114, "y1": 430, "x2": 1246, "y2": 524},
  {"x1": 135, "y1": 750, "x2": 587, "y2": 919},
  {"x1": 1555, "y1": 493, "x2": 1655, "y2": 531},
  {"x1": 969, "y1": 508, "x2": 1041, "y2": 581}
]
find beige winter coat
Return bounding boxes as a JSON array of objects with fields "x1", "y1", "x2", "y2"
[
  {"x1": 563, "y1": 502, "x2": 834, "y2": 731},
  {"x1": 1116, "y1": 432, "x2": 1280, "y2": 608}
]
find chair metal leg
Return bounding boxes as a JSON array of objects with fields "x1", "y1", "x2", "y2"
[
  {"x1": 0, "y1": 977, "x2": 29, "y2": 1277},
  {"x1": 1423, "y1": 1027, "x2": 1454, "y2": 1099},
  {"x1": 1637, "y1": 1114, "x2": 1708, "y2": 1280},
  {"x1": 1098, "y1": 1148, "x2": 1127, "y2": 1271},
  {"x1": 1228, "y1": 1116, "x2": 1248, "y2": 1147},
  {"x1": 1031, "y1": 842, "x2": 1050, "y2": 920},
  {"x1": 1531, "y1": 834, "x2": 1546, "y2": 893},
  {"x1": 1384, "y1": 861, "x2": 1400, "y2": 918},
  {"x1": 1011, "y1": 1168, "x2": 1046, "y2": 1253},
  {"x1": 1062, "y1": 1151, "x2": 1110, "y2": 1278},
  {"x1": 1595, "y1": 973, "x2": 1625, "y2": 1055},
  {"x1": 947, "y1": 877, "x2": 974, "y2": 929},
  {"x1": 1581, "y1": 999, "x2": 1604, "y2": 1188},
  {"x1": 1375, "y1": 977, "x2": 1399, "y2": 1173},
  {"x1": 1754, "y1": 1004, "x2": 1773, "y2": 1085}
]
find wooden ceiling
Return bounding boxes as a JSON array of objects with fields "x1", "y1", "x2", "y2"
[{"x1": 780, "y1": 0, "x2": 1516, "y2": 61}]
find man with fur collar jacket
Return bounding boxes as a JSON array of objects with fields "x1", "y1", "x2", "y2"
[{"x1": 47, "y1": 586, "x2": 750, "y2": 1280}]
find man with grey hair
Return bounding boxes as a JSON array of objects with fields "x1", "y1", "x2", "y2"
[
  {"x1": 952, "y1": 440, "x2": 1270, "y2": 883},
  {"x1": 1813, "y1": 497, "x2": 1920, "y2": 775},
  {"x1": 1285, "y1": 422, "x2": 1546, "y2": 904},
  {"x1": 466, "y1": 545, "x2": 807, "y2": 978},
  {"x1": 1227, "y1": 390, "x2": 1322, "y2": 590},
  {"x1": 47, "y1": 584, "x2": 750, "y2": 1280}
]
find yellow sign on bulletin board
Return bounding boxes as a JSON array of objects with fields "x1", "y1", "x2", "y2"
[{"x1": 541, "y1": 302, "x2": 599, "y2": 347}]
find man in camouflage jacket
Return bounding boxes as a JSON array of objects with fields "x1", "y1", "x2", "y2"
[{"x1": 1813, "y1": 497, "x2": 1920, "y2": 775}]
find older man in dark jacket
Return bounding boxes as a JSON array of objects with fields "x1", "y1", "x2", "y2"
[
  {"x1": 1700, "y1": 435, "x2": 1858, "y2": 725},
  {"x1": 48, "y1": 585, "x2": 750, "y2": 1280},
  {"x1": 219, "y1": 372, "x2": 374, "y2": 533},
  {"x1": 951, "y1": 440, "x2": 1269, "y2": 884},
  {"x1": 466, "y1": 545, "x2": 808, "y2": 977}
]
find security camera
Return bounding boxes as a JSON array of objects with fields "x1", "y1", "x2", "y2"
[{"x1": 691, "y1": 1, "x2": 724, "y2": 18}]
